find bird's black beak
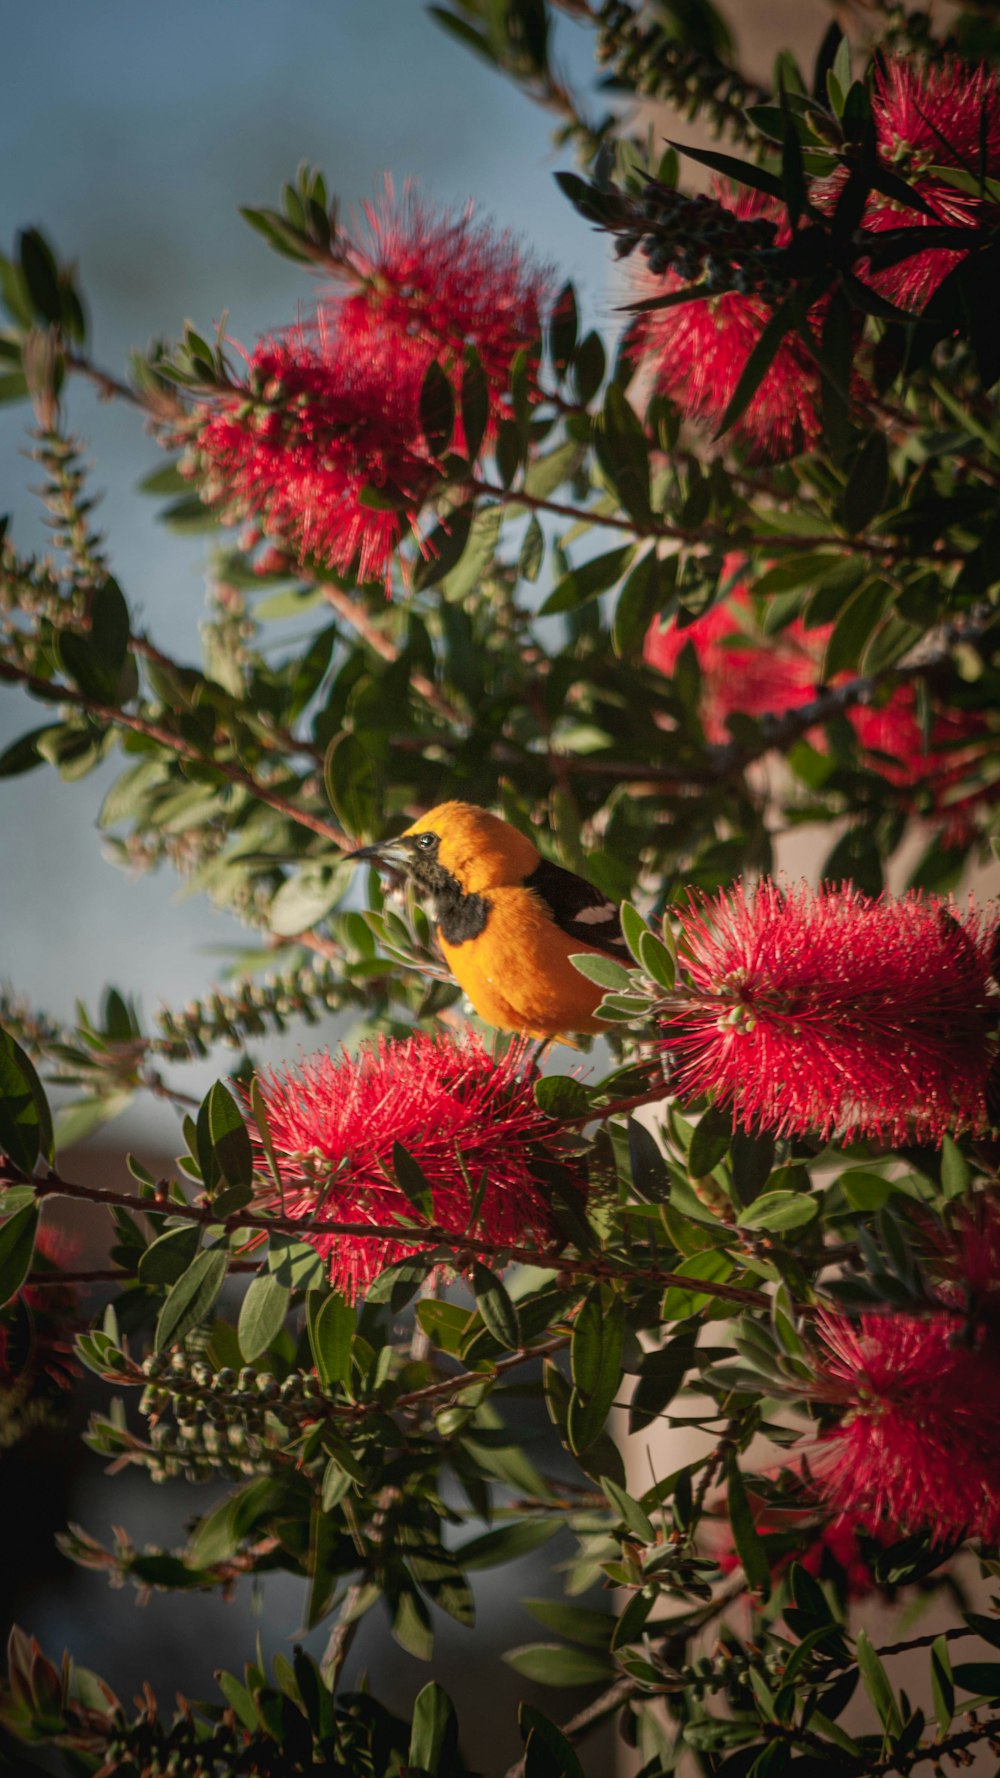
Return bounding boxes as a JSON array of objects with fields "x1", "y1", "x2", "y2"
[{"x1": 348, "y1": 837, "x2": 413, "y2": 876}]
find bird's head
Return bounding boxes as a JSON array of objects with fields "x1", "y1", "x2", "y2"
[{"x1": 350, "y1": 801, "x2": 539, "y2": 900}]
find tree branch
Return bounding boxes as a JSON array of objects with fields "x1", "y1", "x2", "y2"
[{"x1": 13, "y1": 1160, "x2": 774, "y2": 1312}]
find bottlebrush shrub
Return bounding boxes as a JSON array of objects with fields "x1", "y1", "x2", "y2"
[
  {"x1": 804, "y1": 1311, "x2": 1000, "y2": 1546},
  {"x1": 249, "y1": 1031, "x2": 583, "y2": 1298},
  {"x1": 7, "y1": 7, "x2": 1000, "y2": 1777},
  {"x1": 664, "y1": 880, "x2": 1000, "y2": 1144}
]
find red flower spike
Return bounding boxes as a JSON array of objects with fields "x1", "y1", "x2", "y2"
[
  {"x1": 632, "y1": 189, "x2": 827, "y2": 461},
  {"x1": 250, "y1": 1031, "x2": 582, "y2": 1302},
  {"x1": 187, "y1": 313, "x2": 443, "y2": 591},
  {"x1": 664, "y1": 880, "x2": 998, "y2": 1146},
  {"x1": 1, "y1": 1226, "x2": 81, "y2": 1438},
  {"x1": 806, "y1": 1311, "x2": 1000, "y2": 1546},
  {"x1": 330, "y1": 183, "x2": 551, "y2": 417},
  {"x1": 864, "y1": 57, "x2": 1000, "y2": 310}
]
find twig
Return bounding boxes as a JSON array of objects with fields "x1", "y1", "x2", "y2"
[
  {"x1": 0, "y1": 656, "x2": 350, "y2": 851},
  {"x1": 468, "y1": 478, "x2": 965, "y2": 568}
]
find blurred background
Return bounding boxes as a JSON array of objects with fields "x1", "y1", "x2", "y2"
[{"x1": 8, "y1": 3, "x2": 981, "y2": 1773}]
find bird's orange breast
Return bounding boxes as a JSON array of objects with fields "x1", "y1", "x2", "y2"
[{"x1": 438, "y1": 887, "x2": 613, "y2": 1039}]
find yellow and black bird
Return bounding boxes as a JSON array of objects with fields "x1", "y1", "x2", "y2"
[{"x1": 351, "y1": 800, "x2": 629, "y2": 1039}]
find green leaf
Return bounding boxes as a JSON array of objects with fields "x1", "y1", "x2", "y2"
[
  {"x1": 90, "y1": 579, "x2": 130, "y2": 674},
  {"x1": 458, "y1": 1518, "x2": 562, "y2": 1569},
  {"x1": 460, "y1": 350, "x2": 489, "y2": 464},
  {"x1": 0, "y1": 1026, "x2": 54, "y2": 1171},
  {"x1": 0, "y1": 1202, "x2": 38, "y2": 1307},
  {"x1": 324, "y1": 731, "x2": 379, "y2": 843},
  {"x1": 856, "y1": 1628, "x2": 903, "y2": 1734},
  {"x1": 521, "y1": 1601, "x2": 613, "y2": 1650},
  {"x1": 154, "y1": 1248, "x2": 228, "y2": 1352},
  {"x1": 238, "y1": 1274, "x2": 290, "y2": 1363},
  {"x1": 519, "y1": 513, "x2": 545, "y2": 582},
  {"x1": 392, "y1": 1140, "x2": 434, "y2": 1222},
  {"x1": 660, "y1": 1249, "x2": 734, "y2": 1321},
  {"x1": 269, "y1": 867, "x2": 343, "y2": 938},
  {"x1": 594, "y1": 384, "x2": 651, "y2": 525},
  {"x1": 688, "y1": 1104, "x2": 731, "y2": 1179},
  {"x1": 612, "y1": 551, "x2": 671, "y2": 658},
  {"x1": 409, "y1": 1682, "x2": 456, "y2": 1775},
  {"x1": 306, "y1": 1289, "x2": 354, "y2": 1388},
  {"x1": 419, "y1": 359, "x2": 456, "y2": 455},
  {"x1": 714, "y1": 292, "x2": 797, "y2": 439},
  {"x1": 199, "y1": 1081, "x2": 253, "y2": 1193},
  {"x1": 137, "y1": 1224, "x2": 202, "y2": 1286},
  {"x1": 568, "y1": 1289, "x2": 624, "y2": 1452},
  {"x1": 629, "y1": 1330, "x2": 697, "y2": 1433},
  {"x1": 601, "y1": 1476, "x2": 656, "y2": 1543},
  {"x1": 471, "y1": 1261, "x2": 521, "y2": 1351},
  {"x1": 520, "y1": 1705, "x2": 585, "y2": 1778},
  {"x1": 627, "y1": 1118, "x2": 670, "y2": 1203},
  {"x1": 951, "y1": 1663, "x2": 1000, "y2": 1699},
  {"x1": 503, "y1": 1644, "x2": 612, "y2": 1687},
  {"x1": 619, "y1": 901, "x2": 649, "y2": 968},
  {"x1": 637, "y1": 928, "x2": 675, "y2": 990},
  {"x1": 533, "y1": 1075, "x2": 592, "y2": 1119},
  {"x1": 737, "y1": 1191, "x2": 818, "y2": 1232},
  {"x1": 0, "y1": 725, "x2": 60, "y2": 778},
  {"x1": 567, "y1": 952, "x2": 633, "y2": 991},
  {"x1": 939, "y1": 1136, "x2": 970, "y2": 1201},
  {"x1": 19, "y1": 227, "x2": 62, "y2": 323},
  {"x1": 540, "y1": 544, "x2": 635, "y2": 616},
  {"x1": 726, "y1": 1455, "x2": 771, "y2": 1599},
  {"x1": 842, "y1": 431, "x2": 889, "y2": 534},
  {"x1": 822, "y1": 580, "x2": 892, "y2": 680},
  {"x1": 931, "y1": 1635, "x2": 954, "y2": 1734},
  {"x1": 667, "y1": 139, "x2": 783, "y2": 201}
]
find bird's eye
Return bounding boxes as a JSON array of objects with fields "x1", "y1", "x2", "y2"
[{"x1": 416, "y1": 833, "x2": 437, "y2": 850}]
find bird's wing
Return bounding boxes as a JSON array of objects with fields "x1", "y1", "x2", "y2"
[{"x1": 523, "y1": 858, "x2": 630, "y2": 961}]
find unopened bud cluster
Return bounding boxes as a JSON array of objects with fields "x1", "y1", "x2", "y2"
[
  {"x1": 154, "y1": 959, "x2": 346, "y2": 1057},
  {"x1": 138, "y1": 1351, "x2": 326, "y2": 1483},
  {"x1": 610, "y1": 181, "x2": 786, "y2": 297}
]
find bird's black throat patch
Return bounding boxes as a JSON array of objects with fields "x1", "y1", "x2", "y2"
[{"x1": 406, "y1": 852, "x2": 490, "y2": 946}]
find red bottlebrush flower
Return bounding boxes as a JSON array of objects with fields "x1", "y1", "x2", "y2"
[
  {"x1": 664, "y1": 880, "x2": 998, "y2": 1145},
  {"x1": 632, "y1": 189, "x2": 825, "y2": 461},
  {"x1": 863, "y1": 57, "x2": 1000, "y2": 309},
  {"x1": 644, "y1": 557, "x2": 820, "y2": 741},
  {"x1": 330, "y1": 183, "x2": 550, "y2": 416},
  {"x1": 250, "y1": 1031, "x2": 582, "y2": 1302},
  {"x1": 0, "y1": 1226, "x2": 81, "y2": 1445},
  {"x1": 805, "y1": 1310, "x2": 1000, "y2": 1546},
  {"x1": 185, "y1": 313, "x2": 444, "y2": 590}
]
